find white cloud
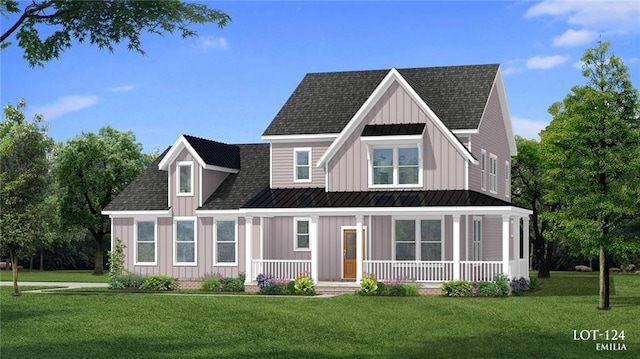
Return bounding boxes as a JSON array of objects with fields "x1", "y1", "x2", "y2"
[
  {"x1": 552, "y1": 29, "x2": 596, "y2": 47},
  {"x1": 572, "y1": 60, "x2": 584, "y2": 70},
  {"x1": 526, "y1": 55, "x2": 569, "y2": 69},
  {"x1": 525, "y1": 1, "x2": 640, "y2": 33},
  {"x1": 32, "y1": 95, "x2": 98, "y2": 120},
  {"x1": 107, "y1": 85, "x2": 135, "y2": 92},
  {"x1": 511, "y1": 116, "x2": 548, "y2": 140},
  {"x1": 193, "y1": 36, "x2": 229, "y2": 51}
]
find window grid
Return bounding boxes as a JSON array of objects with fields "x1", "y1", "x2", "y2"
[{"x1": 489, "y1": 155, "x2": 498, "y2": 193}]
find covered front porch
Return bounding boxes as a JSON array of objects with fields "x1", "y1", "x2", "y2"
[{"x1": 242, "y1": 210, "x2": 531, "y2": 285}]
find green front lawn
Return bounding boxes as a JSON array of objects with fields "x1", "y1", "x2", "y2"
[
  {"x1": 1, "y1": 272, "x2": 638, "y2": 358},
  {"x1": 0, "y1": 269, "x2": 108, "y2": 283}
]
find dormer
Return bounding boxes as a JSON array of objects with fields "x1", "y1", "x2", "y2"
[{"x1": 158, "y1": 135, "x2": 240, "y2": 215}]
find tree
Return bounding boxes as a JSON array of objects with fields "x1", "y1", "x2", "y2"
[
  {"x1": 52, "y1": 126, "x2": 146, "y2": 275},
  {"x1": 511, "y1": 136, "x2": 559, "y2": 278},
  {"x1": 0, "y1": 99, "x2": 53, "y2": 296},
  {"x1": 541, "y1": 41, "x2": 640, "y2": 310},
  {"x1": 0, "y1": 0, "x2": 230, "y2": 67}
]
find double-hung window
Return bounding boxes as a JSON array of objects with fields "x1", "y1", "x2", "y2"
[
  {"x1": 177, "y1": 162, "x2": 193, "y2": 196},
  {"x1": 294, "y1": 148, "x2": 311, "y2": 182},
  {"x1": 370, "y1": 145, "x2": 421, "y2": 187},
  {"x1": 135, "y1": 220, "x2": 156, "y2": 265},
  {"x1": 473, "y1": 217, "x2": 482, "y2": 261},
  {"x1": 215, "y1": 220, "x2": 237, "y2": 265},
  {"x1": 505, "y1": 161, "x2": 510, "y2": 197},
  {"x1": 480, "y1": 150, "x2": 486, "y2": 190},
  {"x1": 294, "y1": 218, "x2": 310, "y2": 251},
  {"x1": 175, "y1": 218, "x2": 196, "y2": 265},
  {"x1": 489, "y1": 154, "x2": 498, "y2": 193},
  {"x1": 394, "y1": 218, "x2": 443, "y2": 261}
]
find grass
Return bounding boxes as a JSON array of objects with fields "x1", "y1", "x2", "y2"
[
  {"x1": 1, "y1": 271, "x2": 638, "y2": 358},
  {"x1": 0, "y1": 269, "x2": 108, "y2": 283}
]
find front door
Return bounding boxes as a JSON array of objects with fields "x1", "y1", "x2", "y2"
[{"x1": 343, "y1": 229, "x2": 365, "y2": 279}]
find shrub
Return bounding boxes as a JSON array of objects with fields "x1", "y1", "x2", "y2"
[
  {"x1": 401, "y1": 283, "x2": 419, "y2": 297},
  {"x1": 528, "y1": 277, "x2": 539, "y2": 292},
  {"x1": 294, "y1": 272, "x2": 315, "y2": 295},
  {"x1": 441, "y1": 280, "x2": 472, "y2": 297},
  {"x1": 140, "y1": 275, "x2": 177, "y2": 291},
  {"x1": 474, "y1": 280, "x2": 502, "y2": 297},
  {"x1": 359, "y1": 273, "x2": 378, "y2": 295},
  {"x1": 201, "y1": 274, "x2": 222, "y2": 291},
  {"x1": 256, "y1": 273, "x2": 273, "y2": 289},
  {"x1": 222, "y1": 276, "x2": 245, "y2": 292},
  {"x1": 494, "y1": 274, "x2": 510, "y2": 296},
  {"x1": 257, "y1": 277, "x2": 290, "y2": 295},
  {"x1": 111, "y1": 272, "x2": 147, "y2": 289},
  {"x1": 382, "y1": 279, "x2": 404, "y2": 296}
]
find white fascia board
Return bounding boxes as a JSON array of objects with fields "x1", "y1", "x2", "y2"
[
  {"x1": 495, "y1": 67, "x2": 517, "y2": 156},
  {"x1": 317, "y1": 68, "x2": 477, "y2": 168},
  {"x1": 240, "y1": 206, "x2": 532, "y2": 217},
  {"x1": 261, "y1": 134, "x2": 339, "y2": 143},
  {"x1": 452, "y1": 129, "x2": 479, "y2": 135},
  {"x1": 102, "y1": 210, "x2": 172, "y2": 217},
  {"x1": 202, "y1": 164, "x2": 240, "y2": 174},
  {"x1": 360, "y1": 135, "x2": 422, "y2": 144},
  {"x1": 158, "y1": 135, "x2": 205, "y2": 170}
]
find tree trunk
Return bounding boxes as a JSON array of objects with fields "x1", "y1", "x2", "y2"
[
  {"x1": 29, "y1": 256, "x2": 33, "y2": 272},
  {"x1": 9, "y1": 249, "x2": 20, "y2": 296},
  {"x1": 39, "y1": 249, "x2": 44, "y2": 271},
  {"x1": 93, "y1": 233, "x2": 105, "y2": 275},
  {"x1": 598, "y1": 245, "x2": 610, "y2": 310}
]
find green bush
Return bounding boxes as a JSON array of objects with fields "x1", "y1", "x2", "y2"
[
  {"x1": 401, "y1": 283, "x2": 419, "y2": 297},
  {"x1": 441, "y1": 280, "x2": 472, "y2": 297},
  {"x1": 294, "y1": 273, "x2": 315, "y2": 295},
  {"x1": 221, "y1": 276, "x2": 245, "y2": 292},
  {"x1": 359, "y1": 273, "x2": 379, "y2": 295},
  {"x1": 111, "y1": 272, "x2": 147, "y2": 289},
  {"x1": 140, "y1": 275, "x2": 177, "y2": 291},
  {"x1": 201, "y1": 276, "x2": 221, "y2": 291}
]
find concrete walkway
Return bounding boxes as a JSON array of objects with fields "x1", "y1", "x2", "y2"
[{"x1": 0, "y1": 281, "x2": 109, "y2": 293}]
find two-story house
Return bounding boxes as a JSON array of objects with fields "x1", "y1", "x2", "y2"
[{"x1": 103, "y1": 64, "x2": 532, "y2": 287}]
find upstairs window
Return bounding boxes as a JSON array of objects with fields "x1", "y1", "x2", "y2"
[
  {"x1": 370, "y1": 145, "x2": 421, "y2": 187},
  {"x1": 480, "y1": 150, "x2": 486, "y2": 191},
  {"x1": 294, "y1": 148, "x2": 311, "y2": 182},
  {"x1": 489, "y1": 154, "x2": 498, "y2": 193},
  {"x1": 177, "y1": 162, "x2": 193, "y2": 196},
  {"x1": 505, "y1": 161, "x2": 510, "y2": 197}
]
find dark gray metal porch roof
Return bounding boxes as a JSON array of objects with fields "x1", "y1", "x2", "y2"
[{"x1": 243, "y1": 187, "x2": 515, "y2": 209}]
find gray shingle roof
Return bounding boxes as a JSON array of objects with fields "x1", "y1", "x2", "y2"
[
  {"x1": 103, "y1": 148, "x2": 170, "y2": 212},
  {"x1": 199, "y1": 143, "x2": 270, "y2": 210},
  {"x1": 262, "y1": 64, "x2": 499, "y2": 136},
  {"x1": 183, "y1": 134, "x2": 240, "y2": 169}
]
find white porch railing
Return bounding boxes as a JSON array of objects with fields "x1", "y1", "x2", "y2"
[
  {"x1": 363, "y1": 260, "x2": 454, "y2": 282},
  {"x1": 460, "y1": 261, "x2": 503, "y2": 282},
  {"x1": 252, "y1": 259, "x2": 312, "y2": 280}
]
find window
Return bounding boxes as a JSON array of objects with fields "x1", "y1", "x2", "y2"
[
  {"x1": 505, "y1": 161, "x2": 510, "y2": 197},
  {"x1": 473, "y1": 217, "x2": 482, "y2": 261},
  {"x1": 294, "y1": 218, "x2": 310, "y2": 250},
  {"x1": 480, "y1": 150, "x2": 486, "y2": 190},
  {"x1": 394, "y1": 218, "x2": 442, "y2": 261},
  {"x1": 370, "y1": 145, "x2": 420, "y2": 187},
  {"x1": 177, "y1": 162, "x2": 193, "y2": 196},
  {"x1": 294, "y1": 148, "x2": 311, "y2": 182},
  {"x1": 489, "y1": 154, "x2": 498, "y2": 193},
  {"x1": 135, "y1": 221, "x2": 156, "y2": 264},
  {"x1": 215, "y1": 220, "x2": 236, "y2": 265},
  {"x1": 175, "y1": 219, "x2": 196, "y2": 265}
]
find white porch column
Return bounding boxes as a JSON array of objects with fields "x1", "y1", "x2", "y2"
[
  {"x1": 502, "y1": 215, "x2": 511, "y2": 278},
  {"x1": 356, "y1": 215, "x2": 364, "y2": 283},
  {"x1": 310, "y1": 216, "x2": 319, "y2": 284},
  {"x1": 523, "y1": 216, "x2": 530, "y2": 275},
  {"x1": 244, "y1": 215, "x2": 253, "y2": 284},
  {"x1": 452, "y1": 215, "x2": 461, "y2": 280},
  {"x1": 513, "y1": 216, "x2": 521, "y2": 279}
]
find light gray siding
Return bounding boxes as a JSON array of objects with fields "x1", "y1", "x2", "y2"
[
  {"x1": 201, "y1": 169, "x2": 228, "y2": 206},
  {"x1": 271, "y1": 142, "x2": 330, "y2": 188},
  {"x1": 171, "y1": 149, "x2": 200, "y2": 216},
  {"x1": 468, "y1": 84, "x2": 512, "y2": 201},
  {"x1": 327, "y1": 80, "x2": 467, "y2": 192}
]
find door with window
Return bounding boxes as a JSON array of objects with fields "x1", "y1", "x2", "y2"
[{"x1": 343, "y1": 229, "x2": 366, "y2": 279}]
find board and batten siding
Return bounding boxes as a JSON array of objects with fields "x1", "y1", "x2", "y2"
[
  {"x1": 201, "y1": 170, "x2": 229, "y2": 206},
  {"x1": 171, "y1": 148, "x2": 200, "y2": 216},
  {"x1": 327, "y1": 80, "x2": 466, "y2": 192},
  {"x1": 271, "y1": 142, "x2": 330, "y2": 188},
  {"x1": 468, "y1": 84, "x2": 512, "y2": 201}
]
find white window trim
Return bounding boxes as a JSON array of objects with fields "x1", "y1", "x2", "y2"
[
  {"x1": 134, "y1": 219, "x2": 157, "y2": 266},
  {"x1": 214, "y1": 218, "x2": 238, "y2": 266},
  {"x1": 489, "y1": 154, "x2": 498, "y2": 194},
  {"x1": 391, "y1": 216, "x2": 444, "y2": 261},
  {"x1": 505, "y1": 161, "x2": 510, "y2": 198},
  {"x1": 367, "y1": 143, "x2": 423, "y2": 189},
  {"x1": 177, "y1": 161, "x2": 194, "y2": 197},
  {"x1": 174, "y1": 217, "x2": 197, "y2": 266},
  {"x1": 293, "y1": 148, "x2": 312, "y2": 183},
  {"x1": 473, "y1": 216, "x2": 482, "y2": 261},
  {"x1": 480, "y1": 150, "x2": 486, "y2": 191},
  {"x1": 293, "y1": 217, "x2": 311, "y2": 251}
]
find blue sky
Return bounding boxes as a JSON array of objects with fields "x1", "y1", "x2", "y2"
[{"x1": 2, "y1": 1, "x2": 639, "y2": 152}]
